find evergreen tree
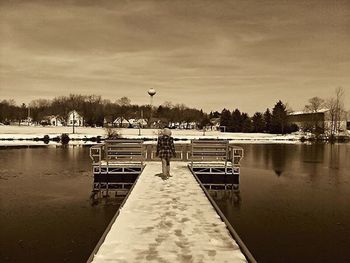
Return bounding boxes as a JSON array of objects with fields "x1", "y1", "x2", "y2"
[
  {"x1": 209, "y1": 111, "x2": 221, "y2": 119},
  {"x1": 241, "y1": 112, "x2": 252, "y2": 132},
  {"x1": 271, "y1": 100, "x2": 288, "y2": 134},
  {"x1": 252, "y1": 112, "x2": 265, "y2": 132},
  {"x1": 263, "y1": 108, "x2": 272, "y2": 133},
  {"x1": 230, "y1": 109, "x2": 242, "y2": 132},
  {"x1": 220, "y1": 108, "x2": 231, "y2": 130},
  {"x1": 19, "y1": 103, "x2": 27, "y2": 124},
  {"x1": 199, "y1": 114, "x2": 211, "y2": 129}
]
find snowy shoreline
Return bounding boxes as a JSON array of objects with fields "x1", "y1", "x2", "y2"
[
  {"x1": 0, "y1": 126, "x2": 302, "y2": 146},
  {"x1": 0, "y1": 126, "x2": 303, "y2": 147}
]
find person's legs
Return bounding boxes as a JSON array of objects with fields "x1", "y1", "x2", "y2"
[
  {"x1": 161, "y1": 158, "x2": 167, "y2": 175},
  {"x1": 166, "y1": 164, "x2": 170, "y2": 176},
  {"x1": 166, "y1": 158, "x2": 170, "y2": 176}
]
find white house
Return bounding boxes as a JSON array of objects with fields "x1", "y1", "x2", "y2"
[
  {"x1": 138, "y1": 118, "x2": 148, "y2": 127},
  {"x1": 130, "y1": 118, "x2": 148, "y2": 128},
  {"x1": 168, "y1": 121, "x2": 197, "y2": 129},
  {"x1": 20, "y1": 117, "x2": 33, "y2": 126},
  {"x1": 67, "y1": 110, "x2": 84, "y2": 127},
  {"x1": 288, "y1": 109, "x2": 348, "y2": 134},
  {"x1": 208, "y1": 118, "x2": 221, "y2": 131},
  {"x1": 46, "y1": 115, "x2": 64, "y2": 126},
  {"x1": 113, "y1": 117, "x2": 130, "y2": 128}
]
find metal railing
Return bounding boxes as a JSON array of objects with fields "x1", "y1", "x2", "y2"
[{"x1": 190, "y1": 168, "x2": 257, "y2": 263}]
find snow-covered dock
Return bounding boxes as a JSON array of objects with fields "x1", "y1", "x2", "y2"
[{"x1": 88, "y1": 162, "x2": 252, "y2": 262}]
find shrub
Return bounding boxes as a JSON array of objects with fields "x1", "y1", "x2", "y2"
[
  {"x1": 105, "y1": 127, "x2": 121, "y2": 139},
  {"x1": 43, "y1": 135, "x2": 50, "y2": 144},
  {"x1": 61, "y1": 133, "x2": 70, "y2": 144},
  {"x1": 52, "y1": 136, "x2": 60, "y2": 142}
]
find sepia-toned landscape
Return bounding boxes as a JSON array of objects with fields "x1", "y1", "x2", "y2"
[{"x1": 1, "y1": 1, "x2": 349, "y2": 262}]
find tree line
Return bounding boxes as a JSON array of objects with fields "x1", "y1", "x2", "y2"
[
  {"x1": 0, "y1": 95, "x2": 301, "y2": 134},
  {"x1": 0, "y1": 94, "x2": 207, "y2": 128},
  {"x1": 2, "y1": 88, "x2": 346, "y2": 135},
  {"x1": 7, "y1": 93, "x2": 348, "y2": 136},
  {"x1": 219, "y1": 100, "x2": 298, "y2": 134}
]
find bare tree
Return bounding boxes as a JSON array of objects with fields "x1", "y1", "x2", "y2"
[
  {"x1": 326, "y1": 97, "x2": 337, "y2": 136},
  {"x1": 116, "y1": 96, "x2": 131, "y2": 106},
  {"x1": 304, "y1": 97, "x2": 325, "y2": 113},
  {"x1": 326, "y1": 87, "x2": 345, "y2": 137},
  {"x1": 304, "y1": 96, "x2": 325, "y2": 134},
  {"x1": 285, "y1": 102, "x2": 294, "y2": 115},
  {"x1": 162, "y1": 101, "x2": 173, "y2": 108},
  {"x1": 335, "y1": 87, "x2": 345, "y2": 133}
]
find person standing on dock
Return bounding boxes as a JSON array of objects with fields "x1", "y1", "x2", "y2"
[{"x1": 156, "y1": 128, "x2": 176, "y2": 177}]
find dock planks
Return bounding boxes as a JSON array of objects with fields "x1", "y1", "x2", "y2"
[{"x1": 90, "y1": 162, "x2": 247, "y2": 262}]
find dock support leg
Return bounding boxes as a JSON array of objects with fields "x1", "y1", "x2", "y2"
[
  {"x1": 98, "y1": 182, "x2": 102, "y2": 199},
  {"x1": 105, "y1": 183, "x2": 109, "y2": 198}
]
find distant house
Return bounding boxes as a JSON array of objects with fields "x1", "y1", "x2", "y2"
[
  {"x1": 168, "y1": 122, "x2": 179, "y2": 129},
  {"x1": 44, "y1": 115, "x2": 64, "y2": 126},
  {"x1": 128, "y1": 119, "x2": 137, "y2": 128},
  {"x1": 67, "y1": 110, "x2": 84, "y2": 127},
  {"x1": 168, "y1": 121, "x2": 197, "y2": 129},
  {"x1": 103, "y1": 117, "x2": 113, "y2": 127},
  {"x1": 130, "y1": 118, "x2": 148, "y2": 128},
  {"x1": 209, "y1": 118, "x2": 221, "y2": 131},
  {"x1": 187, "y1": 122, "x2": 197, "y2": 129},
  {"x1": 113, "y1": 117, "x2": 122, "y2": 127},
  {"x1": 113, "y1": 117, "x2": 130, "y2": 128},
  {"x1": 287, "y1": 109, "x2": 348, "y2": 134},
  {"x1": 20, "y1": 117, "x2": 33, "y2": 126},
  {"x1": 148, "y1": 117, "x2": 168, "y2": 129}
]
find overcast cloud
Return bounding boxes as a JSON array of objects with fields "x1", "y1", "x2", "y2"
[{"x1": 1, "y1": 0, "x2": 349, "y2": 113}]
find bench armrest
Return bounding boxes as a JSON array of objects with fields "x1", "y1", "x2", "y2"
[
  {"x1": 90, "y1": 144, "x2": 104, "y2": 164},
  {"x1": 228, "y1": 145, "x2": 244, "y2": 166}
]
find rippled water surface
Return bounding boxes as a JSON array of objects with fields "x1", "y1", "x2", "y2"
[
  {"x1": 0, "y1": 146, "x2": 120, "y2": 263},
  {"x1": 1, "y1": 144, "x2": 349, "y2": 262},
  {"x1": 213, "y1": 143, "x2": 350, "y2": 262}
]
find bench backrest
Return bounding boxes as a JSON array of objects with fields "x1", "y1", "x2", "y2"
[
  {"x1": 190, "y1": 140, "x2": 229, "y2": 162},
  {"x1": 105, "y1": 139, "x2": 144, "y2": 164}
]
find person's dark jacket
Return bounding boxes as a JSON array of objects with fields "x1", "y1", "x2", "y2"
[{"x1": 156, "y1": 135, "x2": 176, "y2": 159}]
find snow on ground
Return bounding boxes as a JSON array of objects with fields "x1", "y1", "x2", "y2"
[
  {"x1": 0, "y1": 125, "x2": 302, "y2": 145},
  {"x1": 0, "y1": 125, "x2": 105, "y2": 138},
  {"x1": 0, "y1": 140, "x2": 97, "y2": 147},
  {"x1": 91, "y1": 162, "x2": 247, "y2": 263}
]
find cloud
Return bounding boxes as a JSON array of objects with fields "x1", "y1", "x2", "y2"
[{"x1": 1, "y1": 0, "x2": 349, "y2": 113}]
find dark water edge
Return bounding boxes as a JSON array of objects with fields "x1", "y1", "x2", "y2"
[
  {"x1": 0, "y1": 147, "x2": 121, "y2": 263},
  {"x1": 213, "y1": 143, "x2": 350, "y2": 262},
  {"x1": 1, "y1": 144, "x2": 350, "y2": 262}
]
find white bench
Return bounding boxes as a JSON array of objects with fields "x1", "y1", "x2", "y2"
[
  {"x1": 90, "y1": 139, "x2": 145, "y2": 196},
  {"x1": 189, "y1": 140, "x2": 243, "y2": 175}
]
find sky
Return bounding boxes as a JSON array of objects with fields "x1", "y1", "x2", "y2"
[{"x1": 0, "y1": 0, "x2": 349, "y2": 114}]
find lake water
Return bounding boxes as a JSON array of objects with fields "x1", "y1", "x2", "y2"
[
  {"x1": 1, "y1": 144, "x2": 349, "y2": 262},
  {"x1": 214, "y1": 143, "x2": 350, "y2": 262},
  {"x1": 0, "y1": 146, "x2": 120, "y2": 262}
]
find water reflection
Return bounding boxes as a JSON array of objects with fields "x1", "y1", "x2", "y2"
[
  {"x1": 271, "y1": 145, "x2": 287, "y2": 176},
  {"x1": 210, "y1": 189, "x2": 242, "y2": 208},
  {"x1": 328, "y1": 144, "x2": 341, "y2": 169},
  {"x1": 0, "y1": 147, "x2": 121, "y2": 263},
  {"x1": 242, "y1": 143, "x2": 349, "y2": 181},
  {"x1": 302, "y1": 144, "x2": 325, "y2": 164},
  {"x1": 1, "y1": 144, "x2": 350, "y2": 262},
  {"x1": 213, "y1": 143, "x2": 350, "y2": 262}
]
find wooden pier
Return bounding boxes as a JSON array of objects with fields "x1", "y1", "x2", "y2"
[
  {"x1": 88, "y1": 162, "x2": 251, "y2": 262},
  {"x1": 90, "y1": 140, "x2": 244, "y2": 195},
  {"x1": 88, "y1": 139, "x2": 255, "y2": 262}
]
